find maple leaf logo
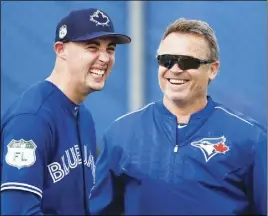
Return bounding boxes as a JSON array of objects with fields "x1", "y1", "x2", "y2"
[
  {"x1": 89, "y1": 10, "x2": 110, "y2": 27},
  {"x1": 191, "y1": 136, "x2": 230, "y2": 162},
  {"x1": 213, "y1": 143, "x2": 229, "y2": 153}
]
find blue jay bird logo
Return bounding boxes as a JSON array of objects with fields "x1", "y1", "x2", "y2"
[
  {"x1": 191, "y1": 136, "x2": 229, "y2": 162},
  {"x1": 90, "y1": 10, "x2": 110, "y2": 27}
]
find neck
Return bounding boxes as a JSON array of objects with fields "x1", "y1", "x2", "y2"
[
  {"x1": 163, "y1": 96, "x2": 208, "y2": 124},
  {"x1": 46, "y1": 68, "x2": 87, "y2": 105}
]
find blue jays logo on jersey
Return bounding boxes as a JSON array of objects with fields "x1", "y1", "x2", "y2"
[{"x1": 191, "y1": 136, "x2": 229, "y2": 162}]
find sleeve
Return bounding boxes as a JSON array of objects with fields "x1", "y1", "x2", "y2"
[
  {"x1": 1, "y1": 190, "x2": 43, "y2": 215},
  {"x1": 244, "y1": 130, "x2": 267, "y2": 215},
  {"x1": 251, "y1": 131, "x2": 267, "y2": 215},
  {"x1": 88, "y1": 134, "x2": 125, "y2": 215},
  {"x1": 1, "y1": 114, "x2": 52, "y2": 214}
]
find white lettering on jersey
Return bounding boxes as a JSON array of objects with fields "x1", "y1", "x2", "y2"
[
  {"x1": 75, "y1": 145, "x2": 82, "y2": 165},
  {"x1": 47, "y1": 162, "x2": 65, "y2": 183},
  {"x1": 47, "y1": 144, "x2": 95, "y2": 183},
  {"x1": 84, "y1": 145, "x2": 96, "y2": 184},
  {"x1": 66, "y1": 146, "x2": 78, "y2": 169}
]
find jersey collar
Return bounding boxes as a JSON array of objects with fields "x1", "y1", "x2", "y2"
[{"x1": 44, "y1": 80, "x2": 80, "y2": 116}]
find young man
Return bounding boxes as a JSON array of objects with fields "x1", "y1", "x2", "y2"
[
  {"x1": 89, "y1": 18, "x2": 266, "y2": 215},
  {"x1": 1, "y1": 8, "x2": 130, "y2": 215}
]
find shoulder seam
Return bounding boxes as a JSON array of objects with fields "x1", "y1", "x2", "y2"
[
  {"x1": 115, "y1": 102, "x2": 155, "y2": 122},
  {"x1": 35, "y1": 88, "x2": 56, "y2": 115},
  {"x1": 214, "y1": 106, "x2": 253, "y2": 126},
  {"x1": 2, "y1": 113, "x2": 53, "y2": 142},
  {"x1": 2, "y1": 88, "x2": 56, "y2": 128}
]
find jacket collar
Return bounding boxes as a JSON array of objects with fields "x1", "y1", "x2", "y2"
[{"x1": 155, "y1": 96, "x2": 216, "y2": 122}]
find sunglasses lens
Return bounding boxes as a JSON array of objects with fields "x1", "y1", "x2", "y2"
[
  {"x1": 157, "y1": 55, "x2": 202, "y2": 70},
  {"x1": 178, "y1": 57, "x2": 200, "y2": 70},
  {"x1": 158, "y1": 55, "x2": 176, "y2": 69}
]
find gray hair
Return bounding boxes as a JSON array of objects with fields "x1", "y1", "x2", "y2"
[{"x1": 162, "y1": 18, "x2": 219, "y2": 61}]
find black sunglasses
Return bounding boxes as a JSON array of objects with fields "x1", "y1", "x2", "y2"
[{"x1": 157, "y1": 54, "x2": 214, "y2": 70}]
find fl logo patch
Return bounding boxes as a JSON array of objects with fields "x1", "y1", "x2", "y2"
[
  {"x1": 5, "y1": 139, "x2": 37, "y2": 169},
  {"x1": 191, "y1": 136, "x2": 229, "y2": 162}
]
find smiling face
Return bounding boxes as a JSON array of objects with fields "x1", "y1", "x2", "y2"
[
  {"x1": 157, "y1": 32, "x2": 219, "y2": 106},
  {"x1": 64, "y1": 37, "x2": 116, "y2": 94}
]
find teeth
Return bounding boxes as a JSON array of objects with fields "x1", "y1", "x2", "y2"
[
  {"x1": 90, "y1": 69, "x2": 105, "y2": 76},
  {"x1": 169, "y1": 79, "x2": 187, "y2": 84}
]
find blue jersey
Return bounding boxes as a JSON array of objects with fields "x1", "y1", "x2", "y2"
[
  {"x1": 89, "y1": 96, "x2": 266, "y2": 215},
  {"x1": 1, "y1": 81, "x2": 96, "y2": 215}
]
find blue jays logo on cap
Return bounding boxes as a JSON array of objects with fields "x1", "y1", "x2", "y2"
[
  {"x1": 90, "y1": 10, "x2": 110, "y2": 27},
  {"x1": 55, "y1": 8, "x2": 131, "y2": 44},
  {"x1": 191, "y1": 136, "x2": 230, "y2": 162}
]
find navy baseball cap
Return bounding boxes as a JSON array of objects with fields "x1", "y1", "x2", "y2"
[{"x1": 55, "y1": 8, "x2": 131, "y2": 44}]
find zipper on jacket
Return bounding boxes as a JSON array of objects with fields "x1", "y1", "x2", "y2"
[{"x1": 169, "y1": 117, "x2": 178, "y2": 183}]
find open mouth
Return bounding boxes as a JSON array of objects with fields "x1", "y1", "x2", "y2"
[
  {"x1": 167, "y1": 78, "x2": 190, "y2": 85},
  {"x1": 90, "y1": 69, "x2": 105, "y2": 77}
]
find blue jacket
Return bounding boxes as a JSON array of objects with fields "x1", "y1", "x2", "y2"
[
  {"x1": 1, "y1": 81, "x2": 96, "y2": 215},
  {"x1": 89, "y1": 96, "x2": 266, "y2": 215}
]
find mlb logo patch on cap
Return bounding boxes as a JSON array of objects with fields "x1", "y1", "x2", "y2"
[{"x1": 58, "y1": 24, "x2": 67, "y2": 39}]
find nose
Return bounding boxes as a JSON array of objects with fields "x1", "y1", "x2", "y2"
[
  {"x1": 98, "y1": 51, "x2": 110, "y2": 63},
  {"x1": 170, "y1": 63, "x2": 183, "y2": 73}
]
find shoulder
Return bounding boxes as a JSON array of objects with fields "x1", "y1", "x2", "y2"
[
  {"x1": 1, "y1": 81, "x2": 59, "y2": 139},
  {"x1": 114, "y1": 102, "x2": 156, "y2": 123},
  {"x1": 1, "y1": 114, "x2": 53, "y2": 158},
  {"x1": 2, "y1": 113, "x2": 52, "y2": 137},
  {"x1": 102, "y1": 102, "x2": 156, "y2": 140},
  {"x1": 2, "y1": 81, "x2": 57, "y2": 126},
  {"x1": 211, "y1": 99, "x2": 266, "y2": 139}
]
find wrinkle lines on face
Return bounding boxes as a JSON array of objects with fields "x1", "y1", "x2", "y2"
[
  {"x1": 157, "y1": 33, "x2": 213, "y2": 106},
  {"x1": 64, "y1": 38, "x2": 116, "y2": 95}
]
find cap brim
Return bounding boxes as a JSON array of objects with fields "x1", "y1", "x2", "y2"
[{"x1": 71, "y1": 32, "x2": 131, "y2": 44}]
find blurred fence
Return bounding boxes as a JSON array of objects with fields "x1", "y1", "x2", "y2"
[{"x1": 1, "y1": 1, "x2": 266, "y2": 142}]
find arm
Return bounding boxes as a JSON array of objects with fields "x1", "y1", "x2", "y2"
[
  {"x1": 244, "y1": 130, "x2": 267, "y2": 215},
  {"x1": 1, "y1": 114, "x2": 52, "y2": 215},
  {"x1": 88, "y1": 135, "x2": 124, "y2": 215},
  {"x1": 251, "y1": 131, "x2": 267, "y2": 215},
  {"x1": 1, "y1": 190, "x2": 43, "y2": 215}
]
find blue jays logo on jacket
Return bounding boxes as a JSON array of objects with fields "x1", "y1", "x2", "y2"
[
  {"x1": 89, "y1": 97, "x2": 266, "y2": 215},
  {"x1": 191, "y1": 136, "x2": 229, "y2": 162}
]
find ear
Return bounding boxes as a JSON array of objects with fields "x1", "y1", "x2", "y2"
[
  {"x1": 208, "y1": 60, "x2": 220, "y2": 81},
  {"x1": 54, "y1": 41, "x2": 67, "y2": 60}
]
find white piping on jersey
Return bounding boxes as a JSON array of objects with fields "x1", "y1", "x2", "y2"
[
  {"x1": 115, "y1": 102, "x2": 155, "y2": 122},
  {"x1": 1, "y1": 182, "x2": 42, "y2": 198},
  {"x1": 1, "y1": 186, "x2": 42, "y2": 198},
  {"x1": 115, "y1": 103, "x2": 254, "y2": 127},
  {"x1": 214, "y1": 106, "x2": 253, "y2": 126},
  {"x1": 1, "y1": 182, "x2": 42, "y2": 193}
]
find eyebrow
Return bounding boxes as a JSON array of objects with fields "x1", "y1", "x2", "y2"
[{"x1": 85, "y1": 40, "x2": 116, "y2": 47}]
